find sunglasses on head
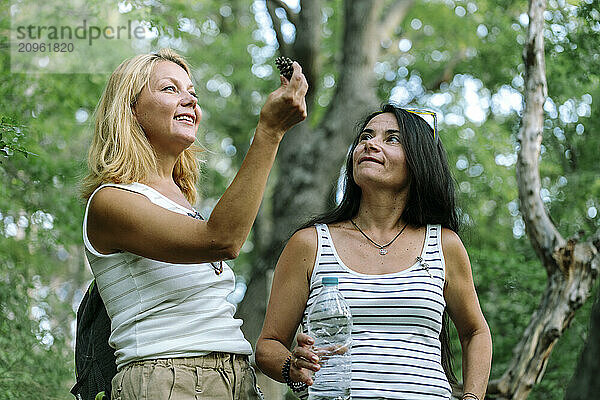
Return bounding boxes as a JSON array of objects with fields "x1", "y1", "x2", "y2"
[{"x1": 404, "y1": 109, "x2": 438, "y2": 140}]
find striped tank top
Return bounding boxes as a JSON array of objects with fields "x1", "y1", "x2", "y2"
[
  {"x1": 300, "y1": 223, "x2": 451, "y2": 399},
  {"x1": 83, "y1": 183, "x2": 252, "y2": 370}
]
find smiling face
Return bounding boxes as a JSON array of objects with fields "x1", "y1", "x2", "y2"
[
  {"x1": 352, "y1": 112, "x2": 410, "y2": 191},
  {"x1": 133, "y1": 61, "x2": 202, "y2": 155}
]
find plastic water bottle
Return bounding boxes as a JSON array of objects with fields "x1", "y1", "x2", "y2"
[{"x1": 307, "y1": 277, "x2": 352, "y2": 400}]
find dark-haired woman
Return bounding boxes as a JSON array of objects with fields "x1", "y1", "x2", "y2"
[{"x1": 255, "y1": 104, "x2": 492, "y2": 400}]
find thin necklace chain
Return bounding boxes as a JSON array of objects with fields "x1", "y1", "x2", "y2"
[{"x1": 350, "y1": 219, "x2": 409, "y2": 255}]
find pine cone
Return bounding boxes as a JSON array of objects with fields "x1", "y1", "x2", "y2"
[{"x1": 275, "y1": 56, "x2": 294, "y2": 80}]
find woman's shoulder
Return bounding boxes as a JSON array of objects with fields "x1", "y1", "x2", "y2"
[
  {"x1": 294, "y1": 220, "x2": 349, "y2": 237},
  {"x1": 440, "y1": 227, "x2": 469, "y2": 266},
  {"x1": 89, "y1": 184, "x2": 148, "y2": 207},
  {"x1": 440, "y1": 227, "x2": 463, "y2": 248},
  {"x1": 323, "y1": 220, "x2": 353, "y2": 233},
  {"x1": 279, "y1": 227, "x2": 319, "y2": 278},
  {"x1": 327, "y1": 220, "x2": 348, "y2": 228},
  {"x1": 87, "y1": 184, "x2": 155, "y2": 230},
  {"x1": 288, "y1": 226, "x2": 318, "y2": 251}
]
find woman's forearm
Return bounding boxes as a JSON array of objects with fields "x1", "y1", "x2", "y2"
[
  {"x1": 461, "y1": 327, "x2": 492, "y2": 399},
  {"x1": 206, "y1": 126, "x2": 281, "y2": 257},
  {"x1": 206, "y1": 63, "x2": 307, "y2": 257},
  {"x1": 255, "y1": 337, "x2": 291, "y2": 382}
]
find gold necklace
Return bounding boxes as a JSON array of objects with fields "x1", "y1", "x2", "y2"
[{"x1": 350, "y1": 219, "x2": 409, "y2": 255}]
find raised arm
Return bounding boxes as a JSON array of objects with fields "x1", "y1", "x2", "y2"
[
  {"x1": 207, "y1": 62, "x2": 308, "y2": 255},
  {"x1": 255, "y1": 227, "x2": 321, "y2": 386},
  {"x1": 443, "y1": 228, "x2": 492, "y2": 399},
  {"x1": 87, "y1": 63, "x2": 308, "y2": 264}
]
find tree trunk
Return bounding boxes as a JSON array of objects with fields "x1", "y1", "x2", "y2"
[
  {"x1": 486, "y1": 1, "x2": 600, "y2": 399},
  {"x1": 237, "y1": 0, "x2": 383, "y2": 347},
  {"x1": 565, "y1": 280, "x2": 600, "y2": 400}
]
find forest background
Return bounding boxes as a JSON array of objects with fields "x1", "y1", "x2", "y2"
[{"x1": 0, "y1": 0, "x2": 599, "y2": 399}]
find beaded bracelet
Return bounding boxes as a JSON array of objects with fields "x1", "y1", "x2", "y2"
[
  {"x1": 282, "y1": 354, "x2": 308, "y2": 392},
  {"x1": 462, "y1": 392, "x2": 480, "y2": 400}
]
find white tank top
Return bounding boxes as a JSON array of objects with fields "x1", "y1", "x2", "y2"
[
  {"x1": 83, "y1": 182, "x2": 252, "y2": 370},
  {"x1": 301, "y1": 223, "x2": 451, "y2": 399}
]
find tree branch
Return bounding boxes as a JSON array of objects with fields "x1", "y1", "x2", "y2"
[
  {"x1": 426, "y1": 48, "x2": 467, "y2": 91},
  {"x1": 516, "y1": 0, "x2": 565, "y2": 272},
  {"x1": 266, "y1": 0, "x2": 292, "y2": 57},
  {"x1": 290, "y1": 0, "x2": 322, "y2": 109},
  {"x1": 487, "y1": 238, "x2": 599, "y2": 400},
  {"x1": 485, "y1": 1, "x2": 600, "y2": 398},
  {"x1": 268, "y1": 0, "x2": 297, "y2": 25},
  {"x1": 320, "y1": 0, "x2": 381, "y2": 138},
  {"x1": 378, "y1": 0, "x2": 416, "y2": 42},
  {"x1": 566, "y1": 267, "x2": 600, "y2": 399}
]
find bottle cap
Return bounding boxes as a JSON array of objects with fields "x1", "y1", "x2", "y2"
[{"x1": 322, "y1": 277, "x2": 338, "y2": 286}]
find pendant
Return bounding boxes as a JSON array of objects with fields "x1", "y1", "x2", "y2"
[
  {"x1": 211, "y1": 261, "x2": 224, "y2": 275},
  {"x1": 379, "y1": 248, "x2": 388, "y2": 255}
]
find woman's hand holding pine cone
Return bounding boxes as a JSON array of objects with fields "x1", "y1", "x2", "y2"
[{"x1": 256, "y1": 61, "x2": 308, "y2": 144}]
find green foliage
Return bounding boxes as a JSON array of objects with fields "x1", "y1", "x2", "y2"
[
  {"x1": 0, "y1": 240, "x2": 74, "y2": 399},
  {"x1": 0, "y1": 117, "x2": 36, "y2": 162},
  {"x1": 1, "y1": 1, "x2": 98, "y2": 396},
  {"x1": 1, "y1": 0, "x2": 598, "y2": 398}
]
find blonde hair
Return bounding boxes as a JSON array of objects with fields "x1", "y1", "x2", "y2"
[{"x1": 81, "y1": 48, "x2": 200, "y2": 204}]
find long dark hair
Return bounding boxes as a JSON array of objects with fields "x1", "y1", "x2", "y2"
[{"x1": 298, "y1": 103, "x2": 459, "y2": 383}]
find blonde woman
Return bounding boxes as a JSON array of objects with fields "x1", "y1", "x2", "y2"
[{"x1": 81, "y1": 49, "x2": 308, "y2": 399}]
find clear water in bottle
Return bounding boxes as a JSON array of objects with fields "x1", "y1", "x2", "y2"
[{"x1": 307, "y1": 277, "x2": 352, "y2": 400}]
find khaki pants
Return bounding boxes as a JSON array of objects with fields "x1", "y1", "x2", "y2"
[{"x1": 111, "y1": 353, "x2": 264, "y2": 400}]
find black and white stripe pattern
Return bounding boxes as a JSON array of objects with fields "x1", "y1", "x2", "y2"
[{"x1": 300, "y1": 224, "x2": 451, "y2": 399}]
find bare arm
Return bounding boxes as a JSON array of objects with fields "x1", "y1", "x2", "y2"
[
  {"x1": 88, "y1": 63, "x2": 308, "y2": 264},
  {"x1": 443, "y1": 228, "x2": 492, "y2": 399},
  {"x1": 206, "y1": 63, "x2": 308, "y2": 255},
  {"x1": 255, "y1": 228, "x2": 321, "y2": 386}
]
